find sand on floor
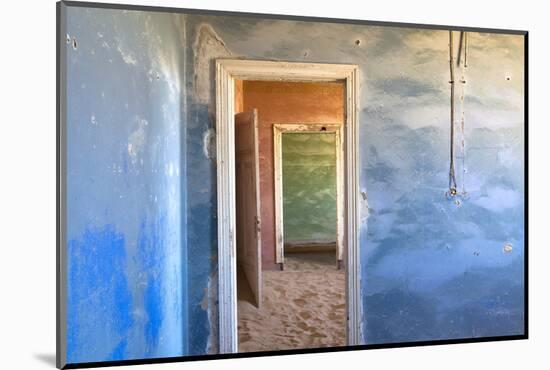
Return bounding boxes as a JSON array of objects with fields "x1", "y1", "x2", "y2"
[{"x1": 237, "y1": 252, "x2": 346, "y2": 353}]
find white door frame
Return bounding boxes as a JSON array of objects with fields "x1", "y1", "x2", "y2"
[
  {"x1": 216, "y1": 59, "x2": 361, "y2": 353},
  {"x1": 273, "y1": 124, "x2": 344, "y2": 266}
]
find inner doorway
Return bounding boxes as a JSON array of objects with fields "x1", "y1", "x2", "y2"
[
  {"x1": 274, "y1": 124, "x2": 344, "y2": 270},
  {"x1": 215, "y1": 59, "x2": 361, "y2": 354},
  {"x1": 235, "y1": 79, "x2": 345, "y2": 352}
]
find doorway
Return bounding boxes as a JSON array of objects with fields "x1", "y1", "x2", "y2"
[
  {"x1": 274, "y1": 124, "x2": 344, "y2": 270},
  {"x1": 216, "y1": 60, "x2": 361, "y2": 354}
]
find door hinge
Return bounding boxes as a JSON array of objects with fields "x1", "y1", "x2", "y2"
[{"x1": 254, "y1": 216, "x2": 261, "y2": 234}]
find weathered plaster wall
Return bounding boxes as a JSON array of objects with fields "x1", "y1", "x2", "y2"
[
  {"x1": 282, "y1": 133, "x2": 338, "y2": 243},
  {"x1": 185, "y1": 15, "x2": 524, "y2": 350},
  {"x1": 242, "y1": 81, "x2": 344, "y2": 268},
  {"x1": 65, "y1": 5, "x2": 525, "y2": 362},
  {"x1": 65, "y1": 7, "x2": 187, "y2": 363}
]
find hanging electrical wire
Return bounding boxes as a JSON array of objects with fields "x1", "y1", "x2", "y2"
[
  {"x1": 447, "y1": 30, "x2": 468, "y2": 200},
  {"x1": 458, "y1": 32, "x2": 468, "y2": 196},
  {"x1": 448, "y1": 31, "x2": 458, "y2": 196}
]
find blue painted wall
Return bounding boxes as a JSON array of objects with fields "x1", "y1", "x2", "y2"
[
  {"x1": 183, "y1": 15, "x2": 525, "y2": 349},
  {"x1": 65, "y1": 7, "x2": 187, "y2": 363},
  {"x1": 65, "y1": 5, "x2": 525, "y2": 363}
]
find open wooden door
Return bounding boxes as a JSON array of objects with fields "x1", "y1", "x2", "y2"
[{"x1": 235, "y1": 109, "x2": 262, "y2": 307}]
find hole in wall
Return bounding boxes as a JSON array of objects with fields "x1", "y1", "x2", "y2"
[{"x1": 503, "y1": 243, "x2": 513, "y2": 253}]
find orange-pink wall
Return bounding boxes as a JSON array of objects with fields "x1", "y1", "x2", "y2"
[{"x1": 238, "y1": 80, "x2": 344, "y2": 270}]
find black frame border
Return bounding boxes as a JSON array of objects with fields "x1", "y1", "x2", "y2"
[{"x1": 56, "y1": 1, "x2": 529, "y2": 368}]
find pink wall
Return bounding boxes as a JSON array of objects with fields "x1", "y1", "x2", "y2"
[{"x1": 239, "y1": 80, "x2": 344, "y2": 270}]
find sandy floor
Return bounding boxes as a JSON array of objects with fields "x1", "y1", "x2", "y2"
[{"x1": 237, "y1": 252, "x2": 345, "y2": 353}]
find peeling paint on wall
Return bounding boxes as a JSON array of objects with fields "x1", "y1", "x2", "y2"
[
  {"x1": 202, "y1": 128, "x2": 216, "y2": 161},
  {"x1": 184, "y1": 15, "x2": 525, "y2": 348},
  {"x1": 116, "y1": 41, "x2": 138, "y2": 65},
  {"x1": 65, "y1": 6, "x2": 187, "y2": 364},
  {"x1": 127, "y1": 117, "x2": 148, "y2": 163},
  {"x1": 360, "y1": 190, "x2": 370, "y2": 224},
  {"x1": 200, "y1": 272, "x2": 219, "y2": 354},
  {"x1": 65, "y1": 5, "x2": 525, "y2": 363},
  {"x1": 193, "y1": 23, "x2": 232, "y2": 105}
]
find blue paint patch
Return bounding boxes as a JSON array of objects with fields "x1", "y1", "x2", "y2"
[
  {"x1": 65, "y1": 5, "x2": 186, "y2": 364},
  {"x1": 144, "y1": 276, "x2": 163, "y2": 353},
  {"x1": 67, "y1": 225, "x2": 133, "y2": 363},
  {"x1": 109, "y1": 339, "x2": 128, "y2": 360},
  {"x1": 136, "y1": 217, "x2": 165, "y2": 356}
]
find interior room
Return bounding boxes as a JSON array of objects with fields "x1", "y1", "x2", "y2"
[
  {"x1": 59, "y1": 4, "x2": 526, "y2": 365},
  {"x1": 234, "y1": 80, "x2": 346, "y2": 352}
]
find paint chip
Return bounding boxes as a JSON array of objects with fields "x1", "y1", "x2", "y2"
[
  {"x1": 72, "y1": 36, "x2": 77, "y2": 50},
  {"x1": 503, "y1": 243, "x2": 513, "y2": 253},
  {"x1": 360, "y1": 191, "x2": 370, "y2": 224},
  {"x1": 193, "y1": 24, "x2": 232, "y2": 104},
  {"x1": 203, "y1": 128, "x2": 216, "y2": 160},
  {"x1": 127, "y1": 118, "x2": 148, "y2": 163},
  {"x1": 117, "y1": 44, "x2": 137, "y2": 65}
]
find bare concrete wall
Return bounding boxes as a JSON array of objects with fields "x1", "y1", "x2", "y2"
[{"x1": 242, "y1": 81, "x2": 344, "y2": 269}]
